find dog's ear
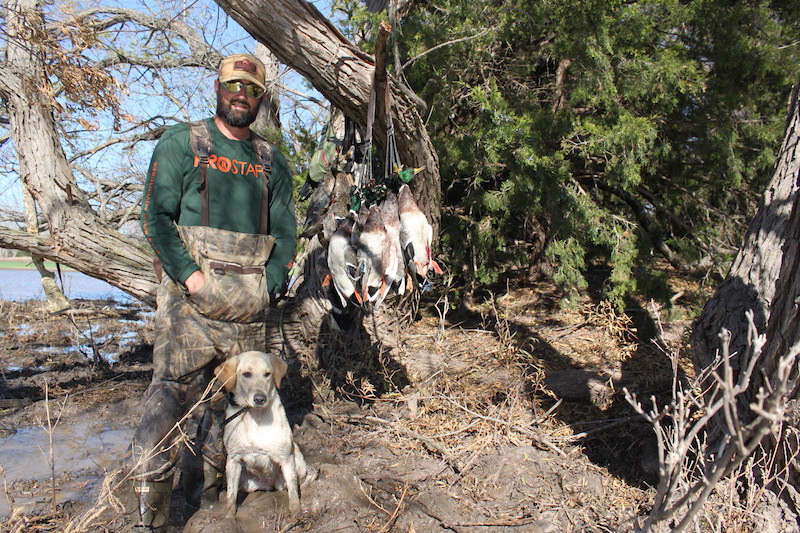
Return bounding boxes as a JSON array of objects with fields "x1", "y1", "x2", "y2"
[
  {"x1": 214, "y1": 357, "x2": 239, "y2": 393},
  {"x1": 269, "y1": 354, "x2": 288, "y2": 389}
]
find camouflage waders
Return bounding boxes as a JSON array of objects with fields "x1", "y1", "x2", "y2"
[{"x1": 130, "y1": 225, "x2": 275, "y2": 527}]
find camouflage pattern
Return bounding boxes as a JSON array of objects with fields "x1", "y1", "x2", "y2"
[
  {"x1": 177, "y1": 225, "x2": 275, "y2": 323},
  {"x1": 131, "y1": 225, "x2": 272, "y2": 483},
  {"x1": 181, "y1": 402, "x2": 227, "y2": 510}
]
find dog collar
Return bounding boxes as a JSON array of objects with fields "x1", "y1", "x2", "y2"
[
  {"x1": 222, "y1": 405, "x2": 249, "y2": 426},
  {"x1": 221, "y1": 391, "x2": 249, "y2": 426}
]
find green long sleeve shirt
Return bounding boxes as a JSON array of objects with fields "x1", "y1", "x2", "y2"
[{"x1": 141, "y1": 118, "x2": 297, "y2": 294}]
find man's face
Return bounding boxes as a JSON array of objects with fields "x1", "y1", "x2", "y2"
[{"x1": 215, "y1": 80, "x2": 264, "y2": 128}]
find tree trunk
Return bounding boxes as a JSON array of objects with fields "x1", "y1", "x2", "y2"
[
  {"x1": 23, "y1": 185, "x2": 70, "y2": 313},
  {"x1": 691, "y1": 81, "x2": 800, "y2": 507},
  {"x1": 253, "y1": 42, "x2": 282, "y2": 136},
  {"x1": 758, "y1": 90, "x2": 800, "y2": 503},
  {"x1": 1, "y1": 0, "x2": 158, "y2": 305},
  {"x1": 691, "y1": 82, "x2": 800, "y2": 373}
]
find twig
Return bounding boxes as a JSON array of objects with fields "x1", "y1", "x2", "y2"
[
  {"x1": 454, "y1": 516, "x2": 539, "y2": 527},
  {"x1": 359, "y1": 479, "x2": 390, "y2": 515},
  {"x1": 438, "y1": 395, "x2": 565, "y2": 456},
  {"x1": 38, "y1": 381, "x2": 66, "y2": 515},
  {"x1": 548, "y1": 417, "x2": 636, "y2": 441},
  {"x1": 378, "y1": 484, "x2": 409, "y2": 533},
  {"x1": 402, "y1": 29, "x2": 490, "y2": 71},
  {"x1": 0, "y1": 464, "x2": 13, "y2": 517},
  {"x1": 327, "y1": 412, "x2": 463, "y2": 472},
  {"x1": 626, "y1": 310, "x2": 798, "y2": 532},
  {"x1": 534, "y1": 398, "x2": 563, "y2": 424}
]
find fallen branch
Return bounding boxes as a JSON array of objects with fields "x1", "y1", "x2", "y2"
[
  {"x1": 437, "y1": 395, "x2": 566, "y2": 456},
  {"x1": 326, "y1": 411, "x2": 464, "y2": 472}
]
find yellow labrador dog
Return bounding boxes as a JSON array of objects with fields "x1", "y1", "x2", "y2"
[{"x1": 214, "y1": 351, "x2": 309, "y2": 516}]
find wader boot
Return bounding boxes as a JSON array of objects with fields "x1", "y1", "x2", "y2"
[
  {"x1": 199, "y1": 459, "x2": 224, "y2": 508},
  {"x1": 131, "y1": 479, "x2": 172, "y2": 531},
  {"x1": 183, "y1": 404, "x2": 225, "y2": 518},
  {"x1": 182, "y1": 458, "x2": 223, "y2": 518}
]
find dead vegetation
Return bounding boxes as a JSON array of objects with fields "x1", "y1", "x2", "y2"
[{"x1": 0, "y1": 272, "x2": 795, "y2": 532}]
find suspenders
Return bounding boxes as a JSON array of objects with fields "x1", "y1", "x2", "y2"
[{"x1": 188, "y1": 120, "x2": 273, "y2": 234}]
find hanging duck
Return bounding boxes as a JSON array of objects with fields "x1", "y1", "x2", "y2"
[
  {"x1": 354, "y1": 203, "x2": 388, "y2": 304},
  {"x1": 330, "y1": 171, "x2": 355, "y2": 219},
  {"x1": 325, "y1": 211, "x2": 362, "y2": 307},
  {"x1": 300, "y1": 170, "x2": 336, "y2": 239},
  {"x1": 377, "y1": 190, "x2": 405, "y2": 304},
  {"x1": 398, "y1": 184, "x2": 442, "y2": 288}
]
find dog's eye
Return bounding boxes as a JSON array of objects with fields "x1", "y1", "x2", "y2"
[
  {"x1": 264, "y1": 372, "x2": 271, "y2": 378},
  {"x1": 242, "y1": 371, "x2": 252, "y2": 378}
]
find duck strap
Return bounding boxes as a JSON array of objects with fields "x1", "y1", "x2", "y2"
[{"x1": 187, "y1": 120, "x2": 273, "y2": 234}]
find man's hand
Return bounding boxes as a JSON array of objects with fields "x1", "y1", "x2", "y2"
[{"x1": 184, "y1": 270, "x2": 206, "y2": 294}]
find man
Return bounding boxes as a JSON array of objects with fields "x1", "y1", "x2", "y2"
[{"x1": 131, "y1": 53, "x2": 296, "y2": 531}]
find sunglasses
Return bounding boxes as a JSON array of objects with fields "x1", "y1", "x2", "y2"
[{"x1": 220, "y1": 80, "x2": 265, "y2": 98}]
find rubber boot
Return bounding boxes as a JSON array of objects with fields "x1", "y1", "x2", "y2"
[
  {"x1": 182, "y1": 405, "x2": 225, "y2": 518},
  {"x1": 131, "y1": 479, "x2": 172, "y2": 531},
  {"x1": 198, "y1": 406, "x2": 225, "y2": 510},
  {"x1": 182, "y1": 457, "x2": 223, "y2": 519},
  {"x1": 199, "y1": 459, "x2": 224, "y2": 509}
]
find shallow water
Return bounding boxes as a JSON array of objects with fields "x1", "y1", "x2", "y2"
[
  {"x1": 0, "y1": 418, "x2": 133, "y2": 517},
  {"x1": 0, "y1": 269, "x2": 130, "y2": 302}
]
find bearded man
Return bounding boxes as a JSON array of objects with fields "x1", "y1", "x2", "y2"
[{"x1": 130, "y1": 53, "x2": 296, "y2": 531}]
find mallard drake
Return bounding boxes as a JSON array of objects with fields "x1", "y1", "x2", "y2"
[{"x1": 398, "y1": 184, "x2": 442, "y2": 287}]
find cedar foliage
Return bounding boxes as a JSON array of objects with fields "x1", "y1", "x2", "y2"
[{"x1": 347, "y1": 0, "x2": 800, "y2": 309}]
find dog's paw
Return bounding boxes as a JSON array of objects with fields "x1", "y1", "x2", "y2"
[{"x1": 302, "y1": 464, "x2": 319, "y2": 484}]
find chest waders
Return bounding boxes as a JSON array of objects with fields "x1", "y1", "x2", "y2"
[{"x1": 129, "y1": 121, "x2": 277, "y2": 530}]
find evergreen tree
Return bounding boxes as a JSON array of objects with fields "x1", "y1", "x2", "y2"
[{"x1": 395, "y1": 0, "x2": 800, "y2": 308}]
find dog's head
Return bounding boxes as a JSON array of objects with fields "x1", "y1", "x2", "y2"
[{"x1": 214, "y1": 351, "x2": 288, "y2": 408}]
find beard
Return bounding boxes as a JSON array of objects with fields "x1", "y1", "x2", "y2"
[{"x1": 216, "y1": 94, "x2": 258, "y2": 128}]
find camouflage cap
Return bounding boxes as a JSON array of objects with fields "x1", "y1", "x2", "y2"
[{"x1": 218, "y1": 53, "x2": 266, "y2": 90}]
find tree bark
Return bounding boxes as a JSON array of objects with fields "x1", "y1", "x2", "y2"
[
  {"x1": 1, "y1": 0, "x2": 158, "y2": 305},
  {"x1": 23, "y1": 185, "x2": 70, "y2": 313},
  {"x1": 691, "y1": 82, "x2": 800, "y2": 373},
  {"x1": 758, "y1": 135, "x2": 800, "y2": 506},
  {"x1": 691, "y1": 81, "x2": 800, "y2": 508},
  {"x1": 253, "y1": 42, "x2": 282, "y2": 135}
]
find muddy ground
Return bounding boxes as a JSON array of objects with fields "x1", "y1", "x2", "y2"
[{"x1": 0, "y1": 274, "x2": 755, "y2": 532}]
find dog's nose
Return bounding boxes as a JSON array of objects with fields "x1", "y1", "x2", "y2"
[{"x1": 253, "y1": 393, "x2": 267, "y2": 406}]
